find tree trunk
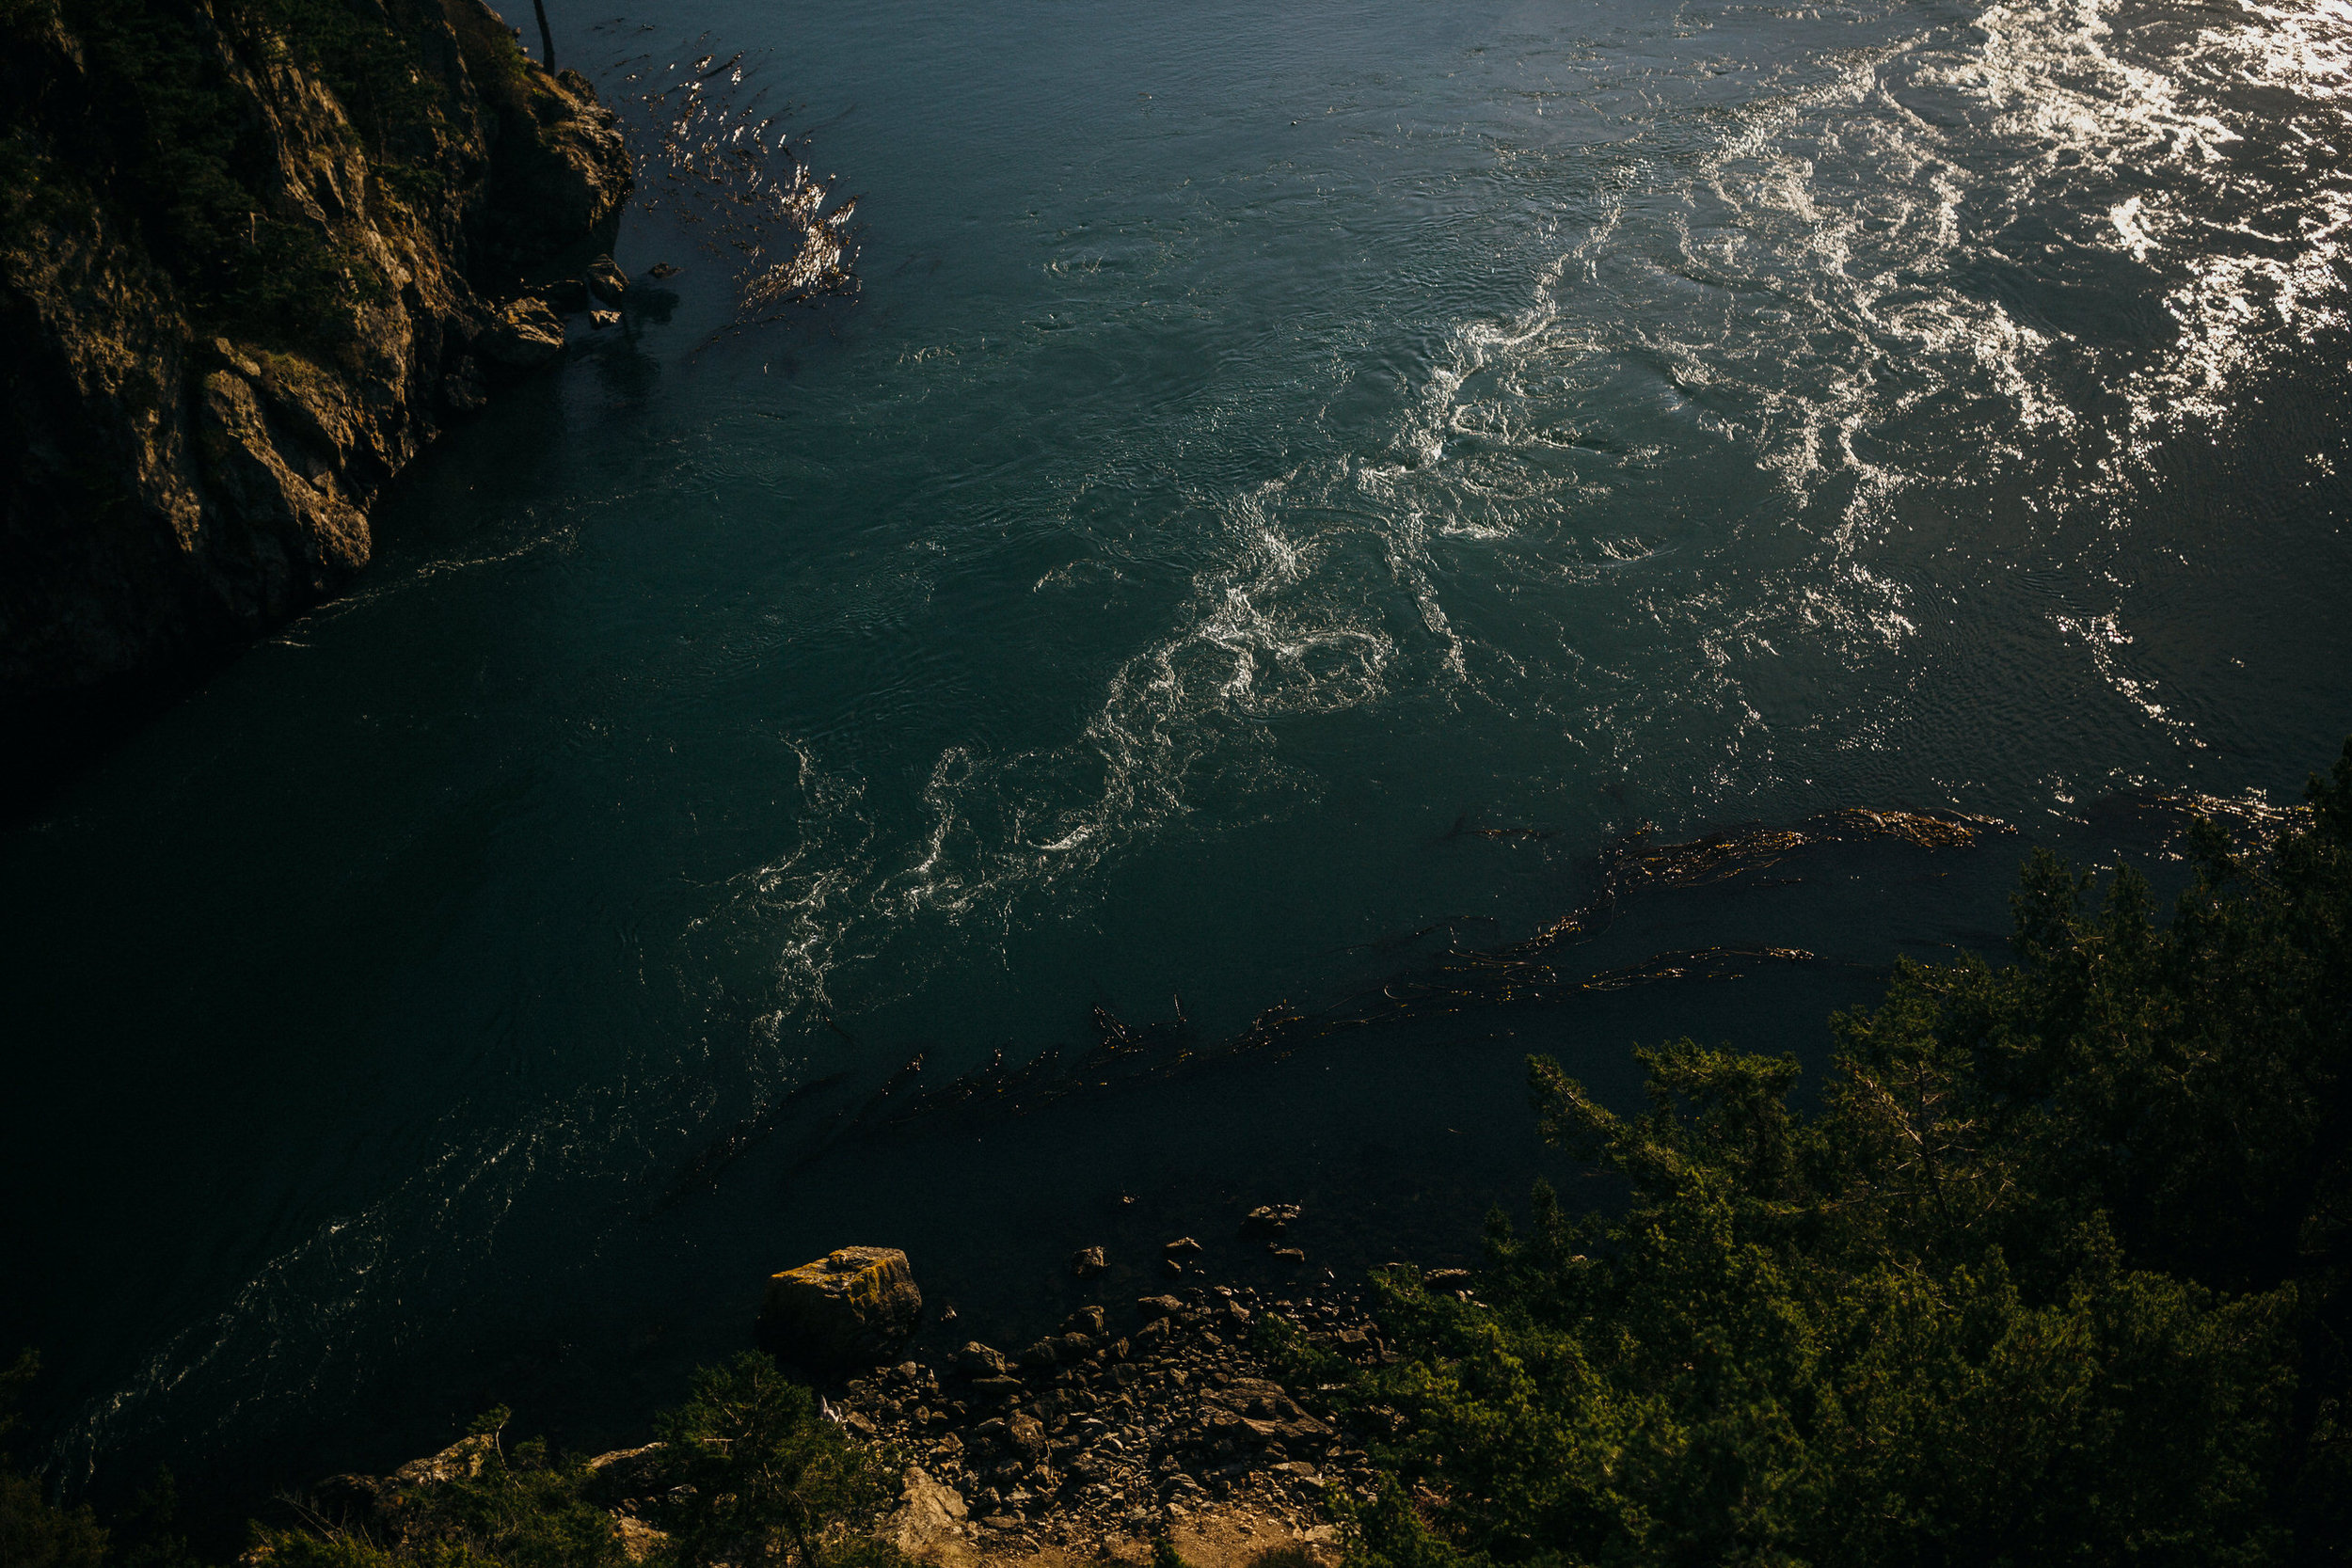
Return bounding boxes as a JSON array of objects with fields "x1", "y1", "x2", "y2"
[{"x1": 531, "y1": 0, "x2": 554, "y2": 71}]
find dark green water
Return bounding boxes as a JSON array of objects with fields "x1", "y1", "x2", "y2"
[{"x1": 6, "y1": 0, "x2": 2352, "y2": 1503}]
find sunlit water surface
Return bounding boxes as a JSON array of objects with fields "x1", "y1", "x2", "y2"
[{"x1": 7, "y1": 0, "x2": 2352, "y2": 1504}]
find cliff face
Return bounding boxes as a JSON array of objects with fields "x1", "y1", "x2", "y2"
[{"x1": 0, "y1": 0, "x2": 629, "y2": 754}]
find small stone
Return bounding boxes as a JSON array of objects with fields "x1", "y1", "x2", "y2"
[
  {"x1": 1137, "y1": 1295, "x2": 1184, "y2": 1320},
  {"x1": 588, "y1": 309, "x2": 620, "y2": 329},
  {"x1": 1065, "y1": 1306, "x2": 1107, "y2": 1336},
  {"x1": 1163, "y1": 1236, "x2": 1203, "y2": 1259},
  {"x1": 1270, "y1": 1246, "x2": 1306, "y2": 1263},
  {"x1": 1070, "y1": 1245, "x2": 1107, "y2": 1277},
  {"x1": 1240, "y1": 1204, "x2": 1300, "y2": 1238},
  {"x1": 647, "y1": 261, "x2": 681, "y2": 279},
  {"x1": 1006, "y1": 1426, "x2": 1047, "y2": 1474}
]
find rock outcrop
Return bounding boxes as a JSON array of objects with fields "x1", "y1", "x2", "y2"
[
  {"x1": 0, "y1": 0, "x2": 630, "y2": 776},
  {"x1": 759, "y1": 1245, "x2": 925, "y2": 1371},
  {"x1": 825, "y1": 1282, "x2": 1390, "y2": 1557}
]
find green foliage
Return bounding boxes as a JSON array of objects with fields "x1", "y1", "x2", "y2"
[
  {"x1": 1344, "y1": 739, "x2": 2352, "y2": 1568},
  {"x1": 1152, "y1": 1536, "x2": 1196, "y2": 1568},
  {"x1": 251, "y1": 1422, "x2": 623, "y2": 1568},
  {"x1": 1252, "y1": 1311, "x2": 1352, "y2": 1389},
  {"x1": 0, "y1": 1352, "x2": 109, "y2": 1568},
  {"x1": 0, "y1": 1473, "x2": 111, "y2": 1568},
  {"x1": 648, "y1": 1353, "x2": 905, "y2": 1568}
]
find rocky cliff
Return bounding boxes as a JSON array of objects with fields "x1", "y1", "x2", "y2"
[{"x1": 0, "y1": 0, "x2": 630, "y2": 772}]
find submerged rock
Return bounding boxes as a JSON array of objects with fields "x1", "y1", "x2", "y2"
[{"x1": 759, "y1": 1245, "x2": 923, "y2": 1370}]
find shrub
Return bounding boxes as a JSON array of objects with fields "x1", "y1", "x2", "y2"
[
  {"x1": 648, "y1": 1354, "x2": 906, "y2": 1568},
  {"x1": 1343, "y1": 740, "x2": 2352, "y2": 1568}
]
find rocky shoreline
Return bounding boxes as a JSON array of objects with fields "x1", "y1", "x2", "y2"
[
  {"x1": 828, "y1": 1282, "x2": 1392, "y2": 1562},
  {"x1": 324, "y1": 1259, "x2": 1412, "y2": 1568}
]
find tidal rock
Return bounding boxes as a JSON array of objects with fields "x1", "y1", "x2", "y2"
[
  {"x1": 759, "y1": 1246, "x2": 923, "y2": 1370},
  {"x1": 479, "y1": 298, "x2": 565, "y2": 371},
  {"x1": 1064, "y1": 1305, "x2": 1107, "y2": 1336},
  {"x1": 1242, "y1": 1204, "x2": 1301, "y2": 1237},
  {"x1": 588, "y1": 309, "x2": 620, "y2": 330},
  {"x1": 647, "y1": 261, "x2": 682, "y2": 279},
  {"x1": 1271, "y1": 1245, "x2": 1307, "y2": 1263},
  {"x1": 1164, "y1": 1236, "x2": 1204, "y2": 1259},
  {"x1": 586, "y1": 253, "x2": 629, "y2": 303},
  {"x1": 1137, "y1": 1294, "x2": 1184, "y2": 1320},
  {"x1": 1070, "y1": 1245, "x2": 1107, "y2": 1277}
]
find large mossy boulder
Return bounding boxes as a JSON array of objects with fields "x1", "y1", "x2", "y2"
[{"x1": 758, "y1": 1246, "x2": 922, "y2": 1371}]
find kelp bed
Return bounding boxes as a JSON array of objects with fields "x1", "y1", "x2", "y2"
[{"x1": 654, "y1": 807, "x2": 2013, "y2": 1208}]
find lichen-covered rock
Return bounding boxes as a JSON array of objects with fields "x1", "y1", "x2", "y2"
[
  {"x1": 0, "y1": 0, "x2": 631, "y2": 773},
  {"x1": 389, "y1": 1433, "x2": 499, "y2": 1488},
  {"x1": 882, "y1": 1466, "x2": 968, "y2": 1554},
  {"x1": 758, "y1": 1245, "x2": 923, "y2": 1370},
  {"x1": 615, "y1": 1517, "x2": 669, "y2": 1564}
]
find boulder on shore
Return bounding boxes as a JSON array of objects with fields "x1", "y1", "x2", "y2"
[{"x1": 758, "y1": 1245, "x2": 922, "y2": 1370}]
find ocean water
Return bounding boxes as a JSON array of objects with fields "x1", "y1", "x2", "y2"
[{"x1": 6, "y1": 0, "x2": 2352, "y2": 1505}]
